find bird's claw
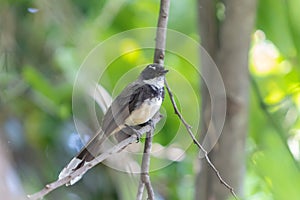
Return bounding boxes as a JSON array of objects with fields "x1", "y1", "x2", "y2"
[{"x1": 125, "y1": 125, "x2": 142, "y2": 143}]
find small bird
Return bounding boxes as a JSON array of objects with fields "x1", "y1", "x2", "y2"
[{"x1": 59, "y1": 63, "x2": 168, "y2": 185}]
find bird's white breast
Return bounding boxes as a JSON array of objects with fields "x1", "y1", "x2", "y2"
[{"x1": 125, "y1": 97, "x2": 162, "y2": 126}]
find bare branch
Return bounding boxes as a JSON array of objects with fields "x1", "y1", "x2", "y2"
[
  {"x1": 136, "y1": 129, "x2": 155, "y2": 200},
  {"x1": 136, "y1": 0, "x2": 171, "y2": 198},
  {"x1": 136, "y1": 0, "x2": 170, "y2": 198},
  {"x1": 164, "y1": 80, "x2": 239, "y2": 200},
  {"x1": 136, "y1": 180, "x2": 145, "y2": 200},
  {"x1": 153, "y1": 0, "x2": 170, "y2": 65},
  {"x1": 28, "y1": 137, "x2": 136, "y2": 200},
  {"x1": 28, "y1": 115, "x2": 162, "y2": 200}
]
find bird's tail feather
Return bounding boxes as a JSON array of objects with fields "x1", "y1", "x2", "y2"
[
  {"x1": 58, "y1": 134, "x2": 106, "y2": 186},
  {"x1": 58, "y1": 157, "x2": 87, "y2": 186}
]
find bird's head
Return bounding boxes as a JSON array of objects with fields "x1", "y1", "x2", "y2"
[{"x1": 139, "y1": 64, "x2": 168, "y2": 87}]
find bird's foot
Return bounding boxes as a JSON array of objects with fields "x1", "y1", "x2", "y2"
[
  {"x1": 125, "y1": 125, "x2": 142, "y2": 143},
  {"x1": 145, "y1": 119, "x2": 155, "y2": 130}
]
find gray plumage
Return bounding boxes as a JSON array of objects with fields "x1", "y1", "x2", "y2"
[{"x1": 59, "y1": 63, "x2": 168, "y2": 185}]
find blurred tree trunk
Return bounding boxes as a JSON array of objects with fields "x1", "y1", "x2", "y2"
[
  {"x1": 0, "y1": 4, "x2": 24, "y2": 199},
  {"x1": 196, "y1": 0, "x2": 257, "y2": 199},
  {"x1": 0, "y1": 129, "x2": 25, "y2": 200}
]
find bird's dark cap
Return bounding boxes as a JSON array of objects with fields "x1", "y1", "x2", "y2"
[{"x1": 140, "y1": 64, "x2": 168, "y2": 80}]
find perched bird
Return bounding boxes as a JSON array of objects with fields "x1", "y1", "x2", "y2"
[{"x1": 59, "y1": 63, "x2": 168, "y2": 185}]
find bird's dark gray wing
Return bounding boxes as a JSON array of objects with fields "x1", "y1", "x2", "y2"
[
  {"x1": 58, "y1": 82, "x2": 159, "y2": 185},
  {"x1": 75, "y1": 83, "x2": 162, "y2": 162},
  {"x1": 102, "y1": 82, "x2": 163, "y2": 134},
  {"x1": 128, "y1": 84, "x2": 164, "y2": 112},
  {"x1": 73, "y1": 82, "x2": 140, "y2": 163},
  {"x1": 101, "y1": 82, "x2": 141, "y2": 136}
]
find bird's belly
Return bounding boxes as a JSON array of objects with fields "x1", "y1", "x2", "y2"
[{"x1": 125, "y1": 98, "x2": 162, "y2": 126}]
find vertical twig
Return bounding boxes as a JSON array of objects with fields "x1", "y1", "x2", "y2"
[
  {"x1": 136, "y1": 180, "x2": 145, "y2": 200},
  {"x1": 136, "y1": 130, "x2": 155, "y2": 200},
  {"x1": 153, "y1": 0, "x2": 170, "y2": 65},
  {"x1": 137, "y1": 0, "x2": 170, "y2": 199}
]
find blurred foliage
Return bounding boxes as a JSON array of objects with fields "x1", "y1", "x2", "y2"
[
  {"x1": 0, "y1": 0, "x2": 300, "y2": 200},
  {"x1": 247, "y1": 0, "x2": 300, "y2": 199}
]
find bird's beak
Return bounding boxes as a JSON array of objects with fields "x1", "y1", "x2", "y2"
[{"x1": 162, "y1": 69, "x2": 169, "y2": 74}]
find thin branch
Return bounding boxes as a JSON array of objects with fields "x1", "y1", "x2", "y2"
[
  {"x1": 136, "y1": 180, "x2": 145, "y2": 200},
  {"x1": 164, "y1": 80, "x2": 239, "y2": 200},
  {"x1": 28, "y1": 137, "x2": 136, "y2": 200},
  {"x1": 136, "y1": 130, "x2": 155, "y2": 200},
  {"x1": 153, "y1": 0, "x2": 170, "y2": 65},
  {"x1": 136, "y1": 0, "x2": 171, "y2": 199},
  {"x1": 28, "y1": 115, "x2": 162, "y2": 200}
]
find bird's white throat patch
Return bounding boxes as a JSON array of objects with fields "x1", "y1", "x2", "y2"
[{"x1": 143, "y1": 76, "x2": 165, "y2": 88}]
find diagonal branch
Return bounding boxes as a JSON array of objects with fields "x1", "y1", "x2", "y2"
[
  {"x1": 27, "y1": 115, "x2": 162, "y2": 200},
  {"x1": 27, "y1": 137, "x2": 137, "y2": 200},
  {"x1": 164, "y1": 80, "x2": 239, "y2": 200}
]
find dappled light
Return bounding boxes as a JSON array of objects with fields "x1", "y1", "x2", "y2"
[{"x1": 1, "y1": 0, "x2": 300, "y2": 199}]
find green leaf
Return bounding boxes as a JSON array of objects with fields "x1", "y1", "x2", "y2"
[
  {"x1": 253, "y1": 131, "x2": 300, "y2": 200},
  {"x1": 22, "y1": 65, "x2": 59, "y2": 104},
  {"x1": 256, "y1": 0, "x2": 296, "y2": 57}
]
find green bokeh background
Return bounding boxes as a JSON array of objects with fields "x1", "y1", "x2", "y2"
[{"x1": 1, "y1": 0, "x2": 300, "y2": 199}]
